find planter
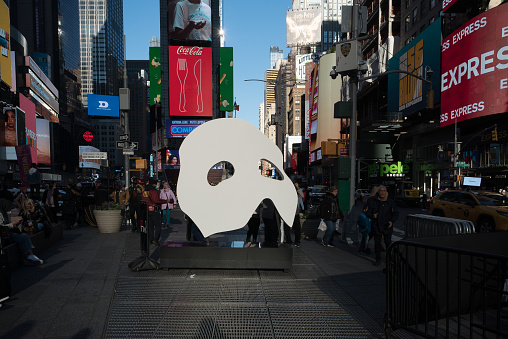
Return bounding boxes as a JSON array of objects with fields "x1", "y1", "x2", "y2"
[{"x1": 94, "y1": 210, "x2": 122, "y2": 233}]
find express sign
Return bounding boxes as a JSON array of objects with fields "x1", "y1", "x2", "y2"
[{"x1": 440, "y1": 4, "x2": 508, "y2": 127}]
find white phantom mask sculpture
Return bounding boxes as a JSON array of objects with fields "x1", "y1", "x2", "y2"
[{"x1": 177, "y1": 118, "x2": 297, "y2": 238}]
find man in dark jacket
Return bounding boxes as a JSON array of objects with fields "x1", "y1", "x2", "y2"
[
  {"x1": 141, "y1": 178, "x2": 168, "y2": 251},
  {"x1": 320, "y1": 186, "x2": 341, "y2": 247},
  {"x1": 127, "y1": 177, "x2": 144, "y2": 232},
  {"x1": 366, "y1": 185, "x2": 399, "y2": 266}
]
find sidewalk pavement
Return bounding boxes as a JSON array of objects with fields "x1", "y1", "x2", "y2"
[{"x1": 0, "y1": 208, "x2": 414, "y2": 339}]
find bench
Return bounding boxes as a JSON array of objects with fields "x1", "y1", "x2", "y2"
[{"x1": 2, "y1": 223, "x2": 64, "y2": 269}]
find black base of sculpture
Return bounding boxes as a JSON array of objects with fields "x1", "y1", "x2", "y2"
[{"x1": 159, "y1": 241, "x2": 293, "y2": 271}]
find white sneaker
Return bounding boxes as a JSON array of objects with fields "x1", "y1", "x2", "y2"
[{"x1": 27, "y1": 254, "x2": 43, "y2": 264}]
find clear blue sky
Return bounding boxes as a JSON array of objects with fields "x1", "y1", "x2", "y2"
[{"x1": 123, "y1": 0, "x2": 292, "y2": 129}]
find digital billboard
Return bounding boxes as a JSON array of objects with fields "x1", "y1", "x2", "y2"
[
  {"x1": 1, "y1": 107, "x2": 25, "y2": 147},
  {"x1": 168, "y1": 0, "x2": 212, "y2": 42},
  {"x1": 166, "y1": 119, "x2": 206, "y2": 138},
  {"x1": 0, "y1": 1, "x2": 12, "y2": 88},
  {"x1": 87, "y1": 94, "x2": 120, "y2": 117},
  {"x1": 219, "y1": 47, "x2": 234, "y2": 111},
  {"x1": 443, "y1": 0, "x2": 459, "y2": 13},
  {"x1": 169, "y1": 46, "x2": 212, "y2": 117},
  {"x1": 149, "y1": 47, "x2": 161, "y2": 105},
  {"x1": 165, "y1": 149, "x2": 180, "y2": 166},
  {"x1": 440, "y1": 4, "x2": 508, "y2": 127},
  {"x1": 287, "y1": 7, "x2": 322, "y2": 46},
  {"x1": 19, "y1": 94, "x2": 37, "y2": 162},
  {"x1": 387, "y1": 20, "x2": 441, "y2": 117},
  {"x1": 36, "y1": 118, "x2": 51, "y2": 165}
]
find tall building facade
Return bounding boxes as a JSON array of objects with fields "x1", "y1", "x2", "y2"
[
  {"x1": 126, "y1": 60, "x2": 150, "y2": 156},
  {"x1": 264, "y1": 68, "x2": 278, "y2": 143},
  {"x1": 270, "y1": 46, "x2": 284, "y2": 69},
  {"x1": 79, "y1": 0, "x2": 124, "y2": 108}
]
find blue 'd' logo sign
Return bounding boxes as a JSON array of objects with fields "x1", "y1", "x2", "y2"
[{"x1": 87, "y1": 94, "x2": 119, "y2": 117}]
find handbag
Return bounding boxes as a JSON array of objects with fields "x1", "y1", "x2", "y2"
[
  {"x1": 169, "y1": 198, "x2": 174, "y2": 204},
  {"x1": 318, "y1": 219, "x2": 327, "y2": 232}
]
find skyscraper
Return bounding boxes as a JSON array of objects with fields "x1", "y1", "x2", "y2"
[
  {"x1": 270, "y1": 46, "x2": 284, "y2": 69},
  {"x1": 79, "y1": 0, "x2": 124, "y2": 108}
]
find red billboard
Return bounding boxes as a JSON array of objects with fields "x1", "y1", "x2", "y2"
[
  {"x1": 440, "y1": 4, "x2": 508, "y2": 127},
  {"x1": 169, "y1": 46, "x2": 212, "y2": 117},
  {"x1": 442, "y1": 0, "x2": 459, "y2": 13},
  {"x1": 19, "y1": 93, "x2": 37, "y2": 162}
]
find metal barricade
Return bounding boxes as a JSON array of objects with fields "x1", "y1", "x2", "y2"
[
  {"x1": 385, "y1": 233, "x2": 508, "y2": 338},
  {"x1": 404, "y1": 214, "x2": 475, "y2": 238}
]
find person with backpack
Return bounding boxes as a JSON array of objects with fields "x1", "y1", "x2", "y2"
[
  {"x1": 357, "y1": 203, "x2": 371, "y2": 254},
  {"x1": 127, "y1": 177, "x2": 144, "y2": 233}
]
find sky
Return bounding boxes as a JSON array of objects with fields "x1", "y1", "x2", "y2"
[{"x1": 123, "y1": 0, "x2": 292, "y2": 129}]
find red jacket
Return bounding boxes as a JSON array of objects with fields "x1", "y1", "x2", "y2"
[{"x1": 141, "y1": 188, "x2": 167, "y2": 211}]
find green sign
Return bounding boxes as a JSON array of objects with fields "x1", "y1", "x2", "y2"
[
  {"x1": 368, "y1": 160, "x2": 412, "y2": 177},
  {"x1": 457, "y1": 162, "x2": 470, "y2": 168},
  {"x1": 219, "y1": 47, "x2": 234, "y2": 111},
  {"x1": 149, "y1": 47, "x2": 161, "y2": 106}
]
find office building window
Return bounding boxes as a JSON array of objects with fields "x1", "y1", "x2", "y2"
[
  {"x1": 406, "y1": 0, "x2": 411, "y2": 8},
  {"x1": 413, "y1": 7, "x2": 418, "y2": 24},
  {"x1": 421, "y1": 0, "x2": 426, "y2": 16},
  {"x1": 430, "y1": 0, "x2": 435, "y2": 8},
  {"x1": 405, "y1": 15, "x2": 411, "y2": 32}
]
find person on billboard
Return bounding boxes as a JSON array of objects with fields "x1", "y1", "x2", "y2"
[
  {"x1": 167, "y1": 154, "x2": 179, "y2": 166},
  {"x1": 3, "y1": 109, "x2": 17, "y2": 146},
  {"x1": 171, "y1": 0, "x2": 211, "y2": 41}
]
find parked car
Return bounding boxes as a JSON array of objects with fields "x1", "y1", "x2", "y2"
[
  {"x1": 430, "y1": 190, "x2": 508, "y2": 232},
  {"x1": 355, "y1": 189, "x2": 370, "y2": 202}
]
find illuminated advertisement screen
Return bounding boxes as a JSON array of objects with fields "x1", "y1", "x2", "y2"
[
  {"x1": 19, "y1": 94, "x2": 37, "y2": 162},
  {"x1": 166, "y1": 119, "x2": 206, "y2": 138},
  {"x1": 443, "y1": 0, "x2": 459, "y2": 13},
  {"x1": 168, "y1": 0, "x2": 212, "y2": 42},
  {"x1": 165, "y1": 149, "x2": 180, "y2": 166},
  {"x1": 219, "y1": 47, "x2": 233, "y2": 111},
  {"x1": 286, "y1": 7, "x2": 322, "y2": 46},
  {"x1": 87, "y1": 94, "x2": 120, "y2": 117},
  {"x1": 169, "y1": 46, "x2": 212, "y2": 117},
  {"x1": 1, "y1": 107, "x2": 25, "y2": 147},
  {"x1": 0, "y1": 1, "x2": 12, "y2": 88},
  {"x1": 440, "y1": 4, "x2": 508, "y2": 127},
  {"x1": 149, "y1": 47, "x2": 161, "y2": 105},
  {"x1": 36, "y1": 119, "x2": 51, "y2": 165}
]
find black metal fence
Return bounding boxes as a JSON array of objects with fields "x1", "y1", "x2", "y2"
[{"x1": 385, "y1": 233, "x2": 508, "y2": 338}]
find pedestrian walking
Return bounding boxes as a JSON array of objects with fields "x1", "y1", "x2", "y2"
[
  {"x1": 127, "y1": 177, "x2": 144, "y2": 232},
  {"x1": 366, "y1": 185, "x2": 399, "y2": 266},
  {"x1": 159, "y1": 182, "x2": 177, "y2": 228},
  {"x1": 62, "y1": 181, "x2": 79, "y2": 230},
  {"x1": 261, "y1": 199, "x2": 279, "y2": 248},
  {"x1": 246, "y1": 203, "x2": 262, "y2": 244},
  {"x1": 295, "y1": 182, "x2": 305, "y2": 212},
  {"x1": 27, "y1": 163, "x2": 42, "y2": 200},
  {"x1": 141, "y1": 178, "x2": 167, "y2": 250},
  {"x1": 42, "y1": 182, "x2": 59, "y2": 223},
  {"x1": 357, "y1": 203, "x2": 371, "y2": 254},
  {"x1": 319, "y1": 186, "x2": 341, "y2": 247}
]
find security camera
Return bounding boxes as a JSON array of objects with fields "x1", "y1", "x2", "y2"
[
  {"x1": 330, "y1": 66, "x2": 338, "y2": 80},
  {"x1": 425, "y1": 67, "x2": 434, "y2": 79},
  {"x1": 358, "y1": 61, "x2": 368, "y2": 75}
]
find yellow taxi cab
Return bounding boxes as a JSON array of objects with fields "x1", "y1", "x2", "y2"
[{"x1": 430, "y1": 190, "x2": 508, "y2": 232}]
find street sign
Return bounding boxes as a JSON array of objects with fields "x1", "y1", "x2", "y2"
[
  {"x1": 457, "y1": 162, "x2": 470, "y2": 168},
  {"x1": 82, "y1": 152, "x2": 108, "y2": 160},
  {"x1": 123, "y1": 150, "x2": 134, "y2": 155},
  {"x1": 127, "y1": 141, "x2": 138, "y2": 150},
  {"x1": 116, "y1": 141, "x2": 128, "y2": 149},
  {"x1": 119, "y1": 134, "x2": 130, "y2": 141}
]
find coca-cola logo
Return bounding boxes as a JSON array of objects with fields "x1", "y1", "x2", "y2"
[{"x1": 177, "y1": 46, "x2": 203, "y2": 56}]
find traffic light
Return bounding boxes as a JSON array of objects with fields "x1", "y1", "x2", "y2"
[
  {"x1": 492, "y1": 129, "x2": 498, "y2": 141},
  {"x1": 266, "y1": 170, "x2": 271, "y2": 176}
]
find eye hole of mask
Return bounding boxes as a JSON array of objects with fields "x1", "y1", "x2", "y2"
[
  {"x1": 260, "y1": 159, "x2": 283, "y2": 181},
  {"x1": 207, "y1": 161, "x2": 235, "y2": 186}
]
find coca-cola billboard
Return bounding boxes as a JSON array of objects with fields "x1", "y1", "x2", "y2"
[
  {"x1": 169, "y1": 46, "x2": 212, "y2": 117},
  {"x1": 440, "y1": 4, "x2": 508, "y2": 127}
]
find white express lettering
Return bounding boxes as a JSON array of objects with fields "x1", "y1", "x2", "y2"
[
  {"x1": 501, "y1": 78, "x2": 508, "y2": 89},
  {"x1": 442, "y1": 46, "x2": 508, "y2": 91},
  {"x1": 449, "y1": 101, "x2": 485, "y2": 119},
  {"x1": 502, "y1": 26, "x2": 508, "y2": 38},
  {"x1": 452, "y1": 17, "x2": 487, "y2": 45}
]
